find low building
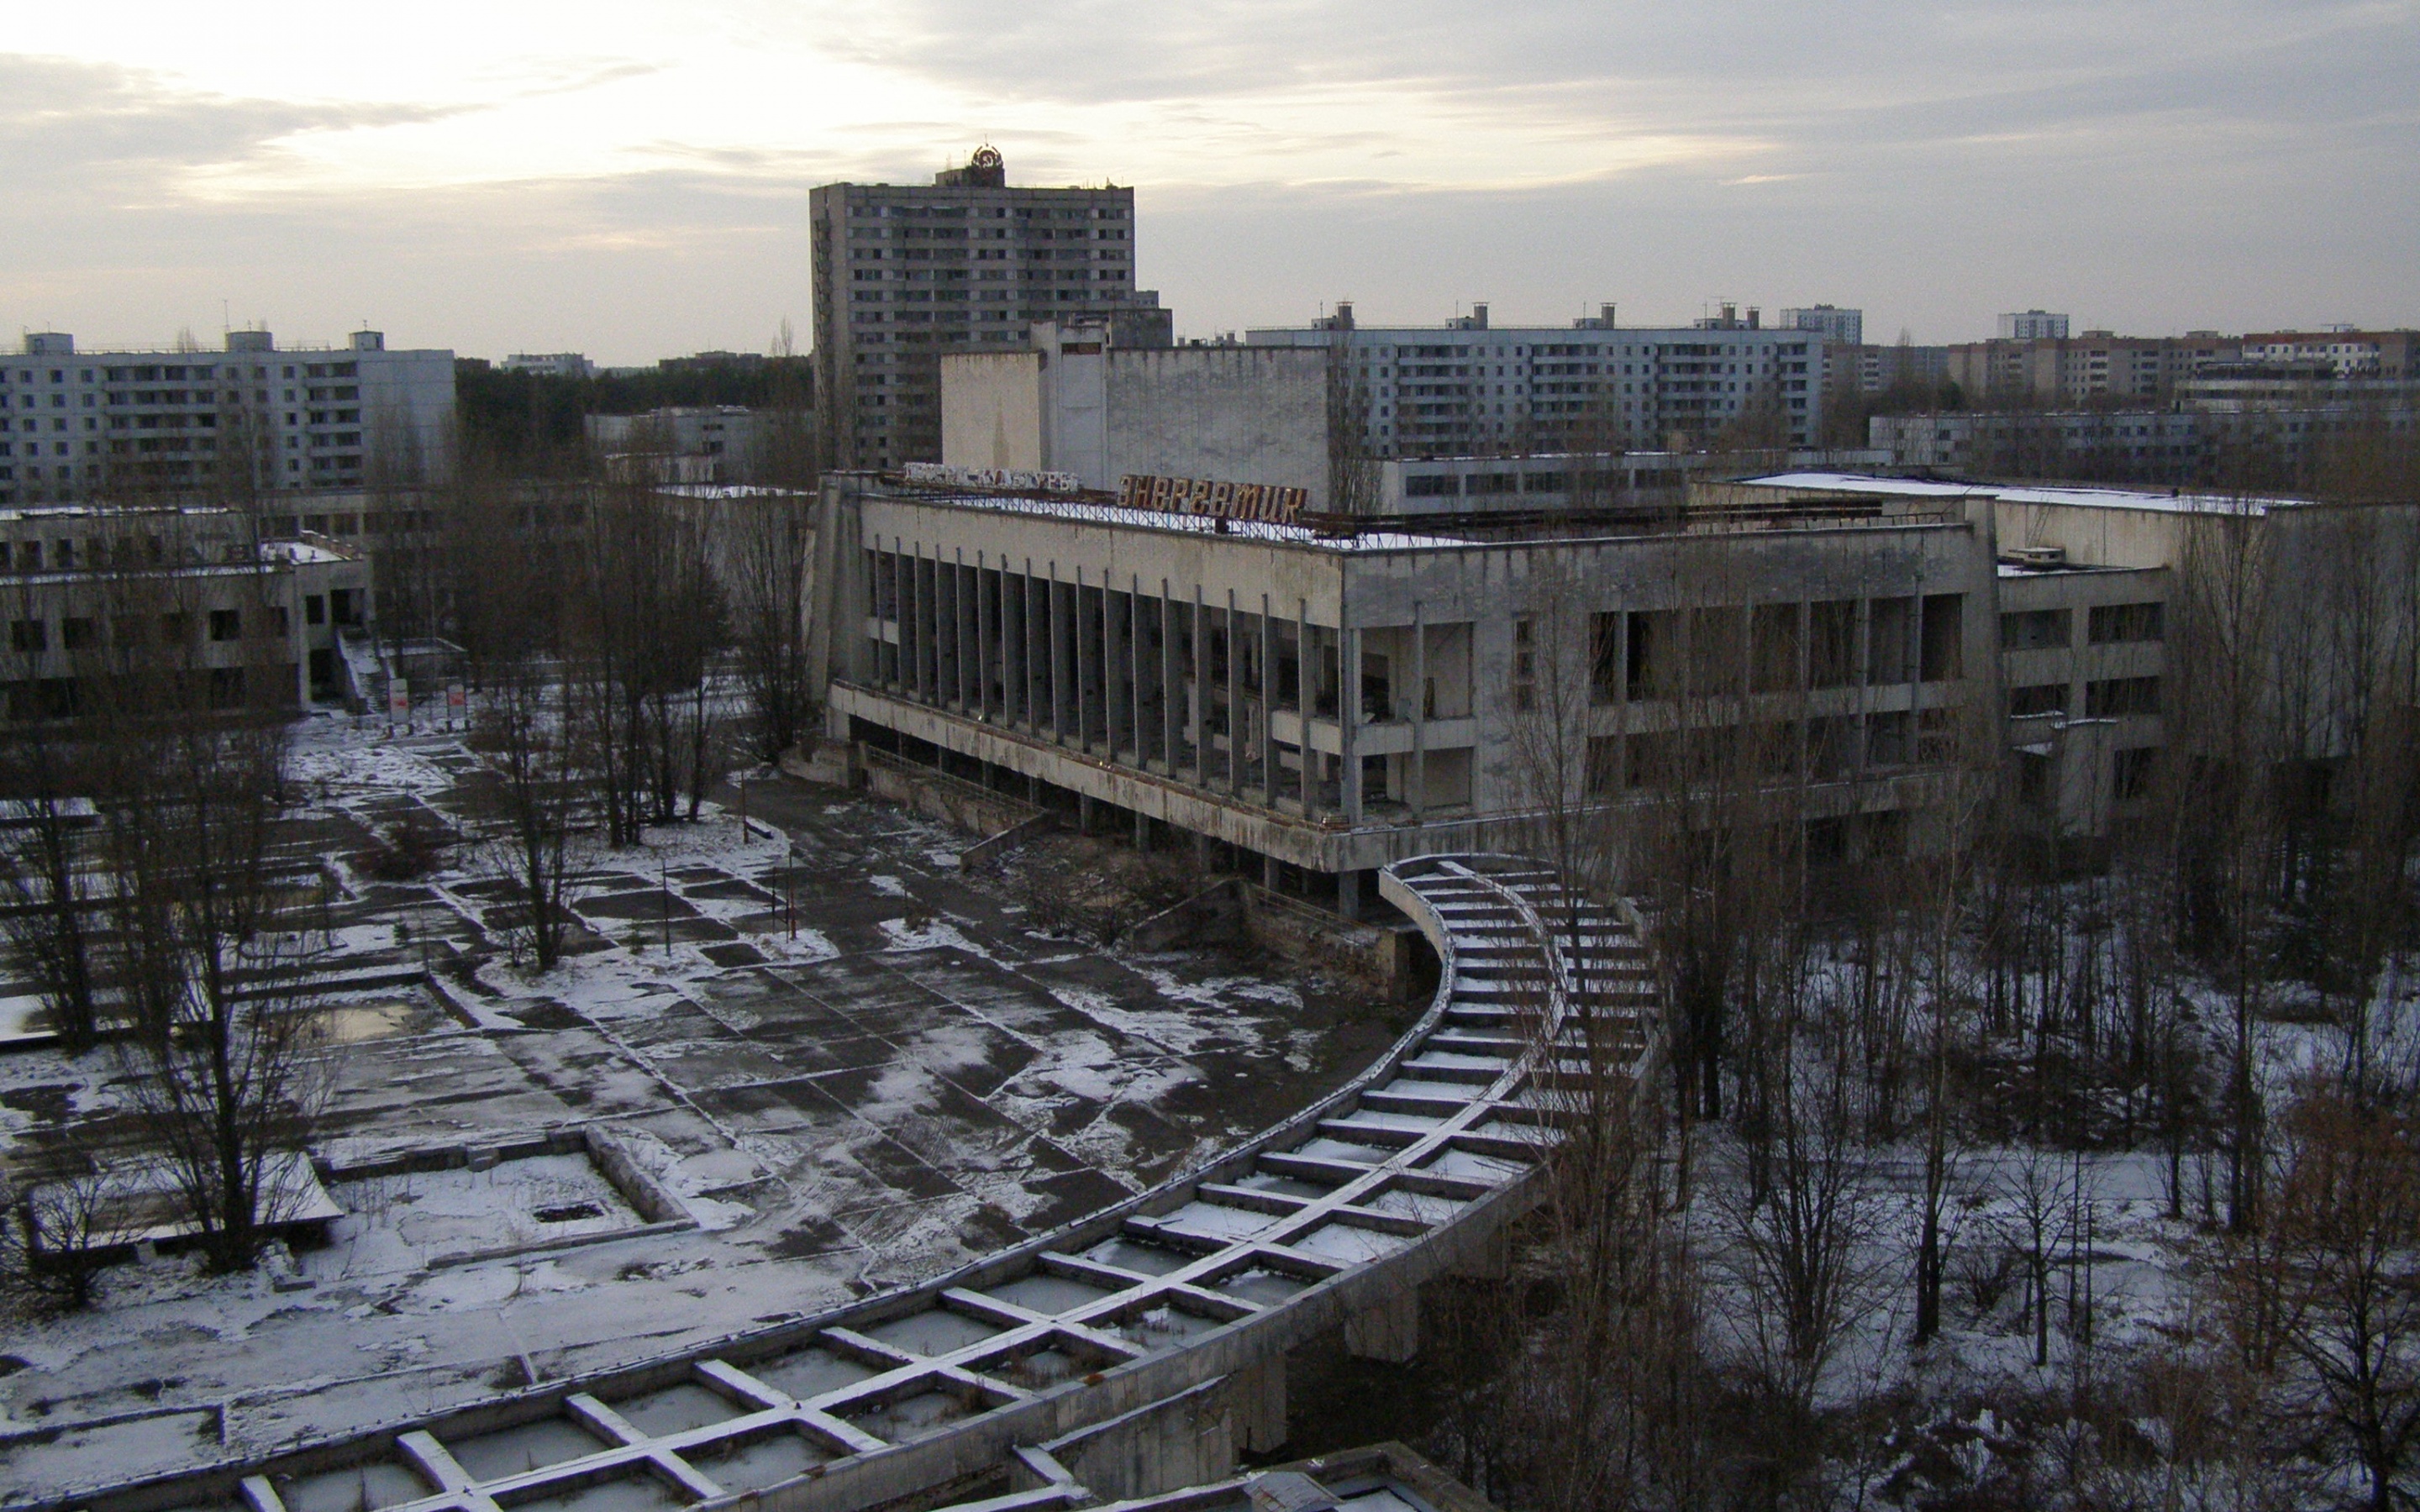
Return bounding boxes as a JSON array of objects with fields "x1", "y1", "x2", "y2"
[
  {"x1": 0, "y1": 503, "x2": 373, "y2": 712},
  {"x1": 0, "y1": 329, "x2": 454, "y2": 505},
  {"x1": 1720, "y1": 471, "x2": 2420, "y2": 838},
  {"x1": 587, "y1": 406, "x2": 768, "y2": 483},
  {"x1": 941, "y1": 320, "x2": 1329, "y2": 508},
  {"x1": 499, "y1": 352, "x2": 596, "y2": 379}
]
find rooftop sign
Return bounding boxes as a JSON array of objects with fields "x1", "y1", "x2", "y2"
[
  {"x1": 902, "y1": 461, "x2": 1080, "y2": 494},
  {"x1": 1118, "y1": 473, "x2": 1307, "y2": 524}
]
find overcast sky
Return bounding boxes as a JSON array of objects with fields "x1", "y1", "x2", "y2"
[{"x1": 3, "y1": 1, "x2": 2413, "y2": 365}]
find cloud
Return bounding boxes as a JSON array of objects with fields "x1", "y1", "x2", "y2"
[
  {"x1": 0, "y1": 0, "x2": 2414, "y2": 359},
  {"x1": 0, "y1": 53, "x2": 459, "y2": 203}
]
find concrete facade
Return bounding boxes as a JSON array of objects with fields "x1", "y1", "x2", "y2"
[
  {"x1": 810, "y1": 150, "x2": 1171, "y2": 472},
  {"x1": 1245, "y1": 309, "x2": 1825, "y2": 454},
  {"x1": 0, "y1": 505, "x2": 373, "y2": 711},
  {"x1": 943, "y1": 323, "x2": 1329, "y2": 507},
  {"x1": 813, "y1": 474, "x2": 1997, "y2": 896},
  {"x1": 0, "y1": 330, "x2": 455, "y2": 505}
]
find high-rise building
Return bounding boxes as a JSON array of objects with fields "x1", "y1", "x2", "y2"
[
  {"x1": 1998, "y1": 310, "x2": 2071, "y2": 341},
  {"x1": 1778, "y1": 305, "x2": 1864, "y2": 345},
  {"x1": 1245, "y1": 303, "x2": 1824, "y2": 454},
  {"x1": 810, "y1": 148, "x2": 1171, "y2": 472},
  {"x1": 0, "y1": 329, "x2": 454, "y2": 506}
]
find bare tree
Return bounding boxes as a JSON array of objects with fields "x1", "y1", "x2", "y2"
[
  {"x1": 726, "y1": 491, "x2": 816, "y2": 763},
  {"x1": 2226, "y1": 1089, "x2": 2420, "y2": 1512},
  {"x1": 472, "y1": 658, "x2": 586, "y2": 972},
  {"x1": 87, "y1": 528, "x2": 328, "y2": 1274}
]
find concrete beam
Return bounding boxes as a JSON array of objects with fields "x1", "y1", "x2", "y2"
[{"x1": 1344, "y1": 1287, "x2": 1418, "y2": 1363}]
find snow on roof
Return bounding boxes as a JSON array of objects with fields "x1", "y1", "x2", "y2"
[
  {"x1": 1740, "y1": 472, "x2": 2305, "y2": 516},
  {"x1": 890, "y1": 490, "x2": 1469, "y2": 551}
]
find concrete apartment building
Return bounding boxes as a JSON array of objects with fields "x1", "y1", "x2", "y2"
[
  {"x1": 809, "y1": 470, "x2": 1995, "y2": 911},
  {"x1": 2241, "y1": 328, "x2": 2420, "y2": 378},
  {"x1": 1870, "y1": 405, "x2": 2414, "y2": 479},
  {"x1": 2000, "y1": 310, "x2": 2071, "y2": 340},
  {"x1": 0, "y1": 330, "x2": 455, "y2": 507},
  {"x1": 0, "y1": 504, "x2": 372, "y2": 712},
  {"x1": 810, "y1": 149, "x2": 1172, "y2": 473},
  {"x1": 1244, "y1": 302, "x2": 1826, "y2": 456},
  {"x1": 940, "y1": 320, "x2": 1330, "y2": 507},
  {"x1": 1946, "y1": 331, "x2": 2241, "y2": 406},
  {"x1": 1778, "y1": 305, "x2": 1865, "y2": 345}
]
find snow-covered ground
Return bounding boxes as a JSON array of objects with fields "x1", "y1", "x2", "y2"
[{"x1": 0, "y1": 717, "x2": 1389, "y2": 1497}]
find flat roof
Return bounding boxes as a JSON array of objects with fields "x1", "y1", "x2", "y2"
[
  {"x1": 1741, "y1": 471, "x2": 2306, "y2": 517},
  {"x1": 877, "y1": 489, "x2": 1467, "y2": 551}
]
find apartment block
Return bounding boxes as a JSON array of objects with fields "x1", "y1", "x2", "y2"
[
  {"x1": 811, "y1": 149, "x2": 1171, "y2": 473},
  {"x1": 1245, "y1": 302, "x2": 1824, "y2": 455},
  {"x1": 0, "y1": 330, "x2": 455, "y2": 506}
]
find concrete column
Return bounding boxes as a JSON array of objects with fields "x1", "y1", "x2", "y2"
[
  {"x1": 1105, "y1": 585, "x2": 1125, "y2": 759},
  {"x1": 906, "y1": 544, "x2": 924, "y2": 702},
  {"x1": 1189, "y1": 585, "x2": 1206, "y2": 785},
  {"x1": 886, "y1": 544, "x2": 904, "y2": 691},
  {"x1": 1159, "y1": 580, "x2": 1178, "y2": 774},
  {"x1": 1338, "y1": 868, "x2": 1361, "y2": 921},
  {"x1": 1049, "y1": 564, "x2": 1068, "y2": 744},
  {"x1": 1262, "y1": 853, "x2": 1280, "y2": 889},
  {"x1": 1134, "y1": 809, "x2": 1150, "y2": 848},
  {"x1": 1023, "y1": 562, "x2": 1043, "y2": 734},
  {"x1": 1226, "y1": 590, "x2": 1242, "y2": 795},
  {"x1": 1260, "y1": 593, "x2": 1277, "y2": 806},
  {"x1": 1129, "y1": 574, "x2": 1148, "y2": 764},
  {"x1": 1341, "y1": 625, "x2": 1363, "y2": 823},
  {"x1": 1410, "y1": 605, "x2": 1427, "y2": 822},
  {"x1": 955, "y1": 554, "x2": 973, "y2": 711},
  {"x1": 976, "y1": 558, "x2": 996, "y2": 720},
  {"x1": 1074, "y1": 567, "x2": 1093, "y2": 751},
  {"x1": 1345, "y1": 1286, "x2": 1418, "y2": 1362},
  {"x1": 1297, "y1": 601, "x2": 1314, "y2": 814}
]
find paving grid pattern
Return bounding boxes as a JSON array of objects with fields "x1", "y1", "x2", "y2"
[
  {"x1": 57, "y1": 854, "x2": 1661, "y2": 1512},
  {"x1": 0, "y1": 723, "x2": 1400, "y2": 1499}
]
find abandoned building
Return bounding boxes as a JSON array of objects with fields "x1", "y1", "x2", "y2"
[
  {"x1": 808, "y1": 470, "x2": 2001, "y2": 912},
  {"x1": 0, "y1": 503, "x2": 373, "y2": 713}
]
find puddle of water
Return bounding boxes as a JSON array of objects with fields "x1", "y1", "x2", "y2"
[
  {"x1": 1082, "y1": 1237, "x2": 1192, "y2": 1276},
  {"x1": 316, "y1": 1000, "x2": 433, "y2": 1044}
]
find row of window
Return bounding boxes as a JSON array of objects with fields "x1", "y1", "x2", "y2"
[
  {"x1": 8, "y1": 606, "x2": 293, "y2": 654},
  {"x1": 2, "y1": 362, "x2": 360, "y2": 384},
  {"x1": 2000, "y1": 601, "x2": 2165, "y2": 649},
  {"x1": 2008, "y1": 676, "x2": 2162, "y2": 717}
]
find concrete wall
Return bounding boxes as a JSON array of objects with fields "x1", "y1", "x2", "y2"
[
  {"x1": 940, "y1": 353, "x2": 1046, "y2": 473},
  {"x1": 1102, "y1": 346, "x2": 1328, "y2": 510},
  {"x1": 941, "y1": 334, "x2": 1328, "y2": 507}
]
